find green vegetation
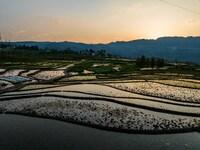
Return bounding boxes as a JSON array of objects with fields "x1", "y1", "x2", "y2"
[
  {"x1": 136, "y1": 55, "x2": 165, "y2": 68},
  {"x1": 0, "y1": 48, "x2": 200, "y2": 81}
]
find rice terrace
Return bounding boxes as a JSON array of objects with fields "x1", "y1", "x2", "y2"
[
  {"x1": 1, "y1": 48, "x2": 200, "y2": 135},
  {"x1": 1, "y1": 0, "x2": 200, "y2": 149}
]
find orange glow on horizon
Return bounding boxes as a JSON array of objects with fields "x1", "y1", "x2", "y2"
[{"x1": 1, "y1": 0, "x2": 200, "y2": 43}]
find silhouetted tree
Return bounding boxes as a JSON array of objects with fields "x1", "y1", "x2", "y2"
[
  {"x1": 14, "y1": 45, "x2": 39, "y2": 50},
  {"x1": 140, "y1": 55, "x2": 146, "y2": 68},
  {"x1": 150, "y1": 57, "x2": 156, "y2": 69},
  {"x1": 157, "y1": 58, "x2": 165, "y2": 68},
  {"x1": 89, "y1": 49, "x2": 95, "y2": 56},
  {"x1": 136, "y1": 57, "x2": 141, "y2": 68},
  {"x1": 146, "y1": 57, "x2": 150, "y2": 67}
]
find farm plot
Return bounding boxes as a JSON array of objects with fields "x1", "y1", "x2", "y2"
[
  {"x1": 21, "y1": 70, "x2": 39, "y2": 77},
  {"x1": 0, "y1": 80, "x2": 13, "y2": 90},
  {"x1": 0, "y1": 69, "x2": 5, "y2": 73},
  {"x1": 107, "y1": 82, "x2": 200, "y2": 103},
  {"x1": 33, "y1": 70, "x2": 65, "y2": 80},
  {"x1": 150, "y1": 80, "x2": 200, "y2": 89},
  {"x1": 0, "y1": 96, "x2": 200, "y2": 133},
  {"x1": 59, "y1": 76, "x2": 97, "y2": 82},
  {"x1": 2, "y1": 84, "x2": 200, "y2": 115},
  {"x1": 0, "y1": 69, "x2": 25, "y2": 77},
  {"x1": 1, "y1": 81, "x2": 200, "y2": 133}
]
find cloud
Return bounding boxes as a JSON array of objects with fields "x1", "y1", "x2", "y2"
[
  {"x1": 187, "y1": 19, "x2": 198, "y2": 24},
  {"x1": 35, "y1": 33, "x2": 50, "y2": 38},
  {"x1": 12, "y1": 30, "x2": 26, "y2": 35},
  {"x1": 54, "y1": 18, "x2": 65, "y2": 25}
]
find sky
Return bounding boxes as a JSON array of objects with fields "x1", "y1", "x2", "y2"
[{"x1": 0, "y1": 0, "x2": 200, "y2": 43}]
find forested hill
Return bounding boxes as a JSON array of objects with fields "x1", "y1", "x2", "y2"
[{"x1": 2, "y1": 36, "x2": 200, "y2": 63}]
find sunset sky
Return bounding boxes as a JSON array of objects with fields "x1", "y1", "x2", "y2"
[{"x1": 0, "y1": 0, "x2": 200, "y2": 43}]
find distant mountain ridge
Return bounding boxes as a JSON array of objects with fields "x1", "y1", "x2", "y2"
[{"x1": 6, "y1": 36, "x2": 200, "y2": 63}]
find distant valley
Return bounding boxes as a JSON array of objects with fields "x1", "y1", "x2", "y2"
[{"x1": 4, "y1": 36, "x2": 200, "y2": 64}]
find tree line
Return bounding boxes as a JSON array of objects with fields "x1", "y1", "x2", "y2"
[
  {"x1": 136, "y1": 55, "x2": 165, "y2": 68},
  {"x1": 0, "y1": 44, "x2": 114, "y2": 62},
  {"x1": 14, "y1": 45, "x2": 40, "y2": 50}
]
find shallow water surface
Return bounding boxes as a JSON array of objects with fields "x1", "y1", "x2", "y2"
[{"x1": 0, "y1": 114, "x2": 200, "y2": 150}]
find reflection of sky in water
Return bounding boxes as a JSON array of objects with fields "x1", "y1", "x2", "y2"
[
  {"x1": 0, "y1": 114, "x2": 199, "y2": 150},
  {"x1": 0, "y1": 76, "x2": 31, "y2": 83}
]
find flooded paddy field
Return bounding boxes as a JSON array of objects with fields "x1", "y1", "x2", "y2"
[
  {"x1": 0, "y1": 68, "x2": 200, "y2": 150},
  {"x1": 0, "y1": 54, "x2": 200, "y2": 150},
  {"x1": 0, "y1": 69, "x2": 200, "y2": 134},
  {"x1": 0, "y1": 114, "x2": 200, "y2": 150}
]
